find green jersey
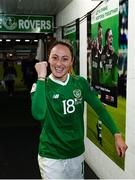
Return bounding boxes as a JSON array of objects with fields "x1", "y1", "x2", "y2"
[
  {"x1": 100, "y1": 50, "x2": 118, "y2": 87},
  {"x1": 91, "y1": 54, "x2": 100, "y2": 85},
  {"x1": 31, "y1": 74, "x2": 119, "y2": 159},
  {"x1": 91, "y1": 49, "x2": 103, "y2": 86}
]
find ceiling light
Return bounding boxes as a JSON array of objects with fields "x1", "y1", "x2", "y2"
[
  {"x1": 25, "y1": 39, "x2": 30, "y2": 42},
  {"x1": 34, "y1": 39, "x2": 38, "y2": 42},
  {"x1": 6, "y1": 39, "x2": 11, "y2": 42},
  {"x1": 0, "y1": 39, "x2": 2, "y2": 42},
  {"x1": 16, "y1": 39, "x2": 21, "y2": 42}
]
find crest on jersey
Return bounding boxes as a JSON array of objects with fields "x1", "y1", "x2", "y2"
[{"x1": 73, "y1": 89, "x2": 81, "y2": 99}]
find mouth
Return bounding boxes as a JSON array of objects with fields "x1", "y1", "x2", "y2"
[{"x1": 55, "y1": 67, "x2": 64, "y2": 73}]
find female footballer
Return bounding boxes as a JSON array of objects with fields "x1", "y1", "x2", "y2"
[{"x1": 31, "y1": 41, "x2": 128, "y2": 179}]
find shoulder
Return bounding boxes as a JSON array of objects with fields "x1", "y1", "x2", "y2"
[
  {"x1": 70, "y1": 74, "x2": 87, "y2": 83},
  {"x1": 70, "y1": 75, "x2": 89, "y2": 89}
]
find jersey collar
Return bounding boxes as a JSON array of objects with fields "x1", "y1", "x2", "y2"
[{"x1": 49, "y1": 74, "x2": 70, "y2": 86}]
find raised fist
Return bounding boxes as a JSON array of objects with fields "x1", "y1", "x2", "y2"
[{"x1": 35, "y1": 61, "x2": 48, "y2": 78}]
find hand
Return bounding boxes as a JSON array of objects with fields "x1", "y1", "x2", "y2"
[
  {"x1": 114, "y1": 133, "x2": 128, "y2": 158},
  {"x1": 35, "y1": 61, "x2": 48, "y2": 79}
]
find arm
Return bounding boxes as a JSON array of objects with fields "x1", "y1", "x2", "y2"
[
  {"x1": 31, "y1": 62, "x2": 48, "y2": 121},
  {"x1": 82, "y1": 77, "x2": 128, "y2": 157},
  {"x1": 31, "y1": 80, "x2": 47, "y2": 120},
  {"x1": 84, "y1": 83, "x2": 119, "y2": 135}
]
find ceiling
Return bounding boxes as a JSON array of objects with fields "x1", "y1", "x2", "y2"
[
  {"x1": 0, "y1": 0, "x2": 72, "y2": 41},
  {"x1": 0, "y1": 0, "x2": 73, "y2": 58},
  {"x1": 0, "y1": 0, "x2": 72, "y2": 15}
]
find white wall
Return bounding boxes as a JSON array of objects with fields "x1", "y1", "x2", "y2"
[
  {"x1": 56, "y1": 0, "x2": 99, "y2": 40},
  {"x1": 125, "y1": 0, "x2": 135, "y2": 177},
  {"x1": 56, "y1": 0, "x2": 135, "y2": 178}
]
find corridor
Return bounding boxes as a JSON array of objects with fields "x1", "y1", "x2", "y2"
[{"x1": 0, "y1": 90, "x2": 98, "y2": 179}]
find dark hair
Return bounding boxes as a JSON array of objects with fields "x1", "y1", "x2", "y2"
[
  {"x1": 98, "y1": 22, "x2": 102, "y2": 29},
  {"x1": 105, "y1": 28, "x2": 111, "y2": 42},
  {"x1": 48, "y1": 40, "x2": 74, "y2": 59}
]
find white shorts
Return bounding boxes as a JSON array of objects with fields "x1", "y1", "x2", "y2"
[{"x1": 38, "y1": 154, "x2": 84, "y2": 179}]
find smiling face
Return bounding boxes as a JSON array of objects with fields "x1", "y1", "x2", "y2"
[
  {"x1": 48, "y1": 44, "x2": 73, "y2": 82},
  {"x1": 107, "y1": 29, "x2": 113, "y2": 48},
  {"x1": 98, "y1": 26, "x2": 103, "y2": 46}
]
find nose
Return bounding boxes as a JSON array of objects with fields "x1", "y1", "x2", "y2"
[{"x1": 56, "y1": 58, "x2": 62, "y2": 66}]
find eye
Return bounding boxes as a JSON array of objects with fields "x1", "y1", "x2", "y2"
[
  {"x1": 51, "y1": 56, "x2": 58, "y2": 60},
  {"x1": 62, "y1": 56, "x2": 69, "y2": 62},
  {"x1": 63, "y1": 58, "x2": 68, "y2": 61}
]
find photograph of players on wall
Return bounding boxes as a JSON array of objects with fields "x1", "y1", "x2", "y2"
[
  {"x1": 87, "y1": 0, "x2": 128, "y2": 170},
  {"x1": 88, "y1": 23, "x2": 118, "y2": 107}
]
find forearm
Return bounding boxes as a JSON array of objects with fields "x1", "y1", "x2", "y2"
[
  {"x1": 83, "y1": 77, "x2": 120, "y2": 135},
  {"x1": 87, "y1": 94, "x2": 120, "y2": 135},
  {"x1": 98, "y1": 106, "x2": 120, "y2": 135},
  {"x1": 31, "y1": 80, "x2": 47, "y2": 121}
]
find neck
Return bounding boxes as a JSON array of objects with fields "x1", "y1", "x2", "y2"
[
  {"x1": 52, "y1": 74, "x2": 68, "y2": 82},
  {"x1": 49, "y1": 74, "x2": 70, "y2": 86}
]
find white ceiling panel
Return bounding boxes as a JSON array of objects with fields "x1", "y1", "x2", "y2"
[{"x1": 0, "y1": 0, "x2": 73, "y2": 15}]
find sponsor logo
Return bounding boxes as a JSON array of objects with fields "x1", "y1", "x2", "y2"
[
  {"x1": 52, "y1": 94, "x2": 59, "y2": 99},
  {"x1": 105, "y1": 95, "x2": 114, "y2": 102}
]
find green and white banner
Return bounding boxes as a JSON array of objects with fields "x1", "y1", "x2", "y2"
[
  {"x1": 0, "y1": 15, "x2": 54, "y2": 33},
  {"x1": 92, "y1": 1, "x2": 119, "y2": 24},
  {"x1": 63, "y1": 20, "x2": 80, "y2": 75},
  {"x1": 63, "y1": 25, "x2": 76, "y2": 36}
]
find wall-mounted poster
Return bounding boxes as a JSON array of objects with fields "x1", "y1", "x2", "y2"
[
  {"x1": 87, "y1": 0, "x2": 128, "y2": 170},
  {"x1": 90, "y1": 0, "x2": 119, "y2": 107},
  {"x1": 62, "y1": 19, "x2": 79, "y2": 75}
]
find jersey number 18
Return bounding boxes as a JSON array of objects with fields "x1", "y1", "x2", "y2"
[{"x1": 62, "y1": 99, "x2": 75, "y2": 115}]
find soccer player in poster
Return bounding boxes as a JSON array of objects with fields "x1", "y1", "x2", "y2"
[
  {"x1": 31, "y1": 41, "x2": 127, "y2": 179},
  {"x1": 91, "y1": 23, "x2": 103, "y2": 87},
  {"x1": 97, "y1": 22, "x2": 103, "y2": 56},
  {"x1": 100, "y1": 28, "x2": 118, "y2": 87},
  {"x1": 96, "y1": 119, "x2": 102, "y2": 145}
]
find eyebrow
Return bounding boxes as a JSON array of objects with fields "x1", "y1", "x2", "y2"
[{"x1": 51, "y1": 54, "x2": 70, "y2": 58}]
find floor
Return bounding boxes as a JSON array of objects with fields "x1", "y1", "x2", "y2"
[{"x1": 0, "y1": 90, "x2": 98, "y2": 179}]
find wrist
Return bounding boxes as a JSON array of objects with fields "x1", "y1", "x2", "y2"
[
  {"x1": 114, "y1": 133, "x2": 122, "y2": 139},
  {"x1": 38, "y1": 77, "x2": 45, "y2": 81}
]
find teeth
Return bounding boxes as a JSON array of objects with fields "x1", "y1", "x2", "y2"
[{"x1": 55, "y1": 68, "x2": 63, "y2": 72}]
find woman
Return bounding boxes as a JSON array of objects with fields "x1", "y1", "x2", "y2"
[{"x1": 31, "y1": 41, "x2": 127, "y2": 179}]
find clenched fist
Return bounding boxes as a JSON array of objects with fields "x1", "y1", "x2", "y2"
[{"x1": 35, "y1": 61, "x2": 48, "y2": 79}]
